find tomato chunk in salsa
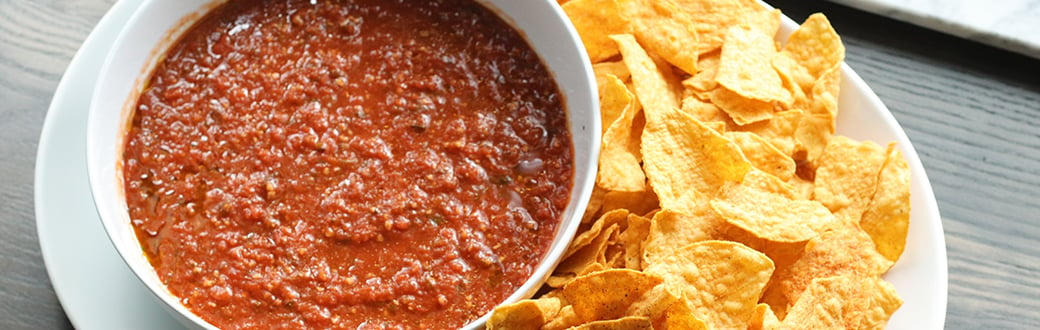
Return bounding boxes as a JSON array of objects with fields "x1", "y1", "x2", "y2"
[{"x1": 122, "y1": 0, "x2": 573, "y2": 328}]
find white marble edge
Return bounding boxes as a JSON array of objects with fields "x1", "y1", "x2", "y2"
[{"x1": 827, "y1": 0, "x2": 1040, "y2": 60}]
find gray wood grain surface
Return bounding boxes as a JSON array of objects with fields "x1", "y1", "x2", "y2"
[
  {"x1": 1, "y1": 0, "x2": 113, "y2": 329},
  {"x1": 1, "y1": 0, "x2": 1037, "y2": 329}
]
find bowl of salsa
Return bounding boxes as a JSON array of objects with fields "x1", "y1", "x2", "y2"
[{"x1": 85, "y1": 0, "x2": 599, "y2": 328}]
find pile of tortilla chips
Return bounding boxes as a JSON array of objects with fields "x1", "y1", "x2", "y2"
[{"x1": 487, "y1": 0, "x2": 911, "y2": 329}]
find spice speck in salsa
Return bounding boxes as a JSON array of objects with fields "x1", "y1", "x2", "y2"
[{"x1": 121, "y1": 0, "x2": 574, "y2": 328}]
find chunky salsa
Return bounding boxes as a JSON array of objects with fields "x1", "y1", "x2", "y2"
[{"x1": 122, "y1": 0, "x2": 573, "y2": 328}]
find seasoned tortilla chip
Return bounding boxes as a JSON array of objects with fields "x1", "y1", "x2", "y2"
[
  {"x1": 780, "y1": 275, "x2": 902, "y2": 330},
  {"x1": 625, "y1": 282, "x2": 681, "y2": 320},
  {"x1": 764, "y1": 222, "x2": 893, "y2": 314}
]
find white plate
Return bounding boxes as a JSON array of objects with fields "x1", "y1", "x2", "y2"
[{"x1": 36, "y1": 1, "x2": 946, "y2": 329}]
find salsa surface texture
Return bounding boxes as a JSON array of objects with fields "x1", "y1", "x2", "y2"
[{"x1": 121, "y1": 0, "x2": 573, "y2": 328}]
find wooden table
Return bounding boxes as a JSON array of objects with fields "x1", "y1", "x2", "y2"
[{"x1": 2, "y1": 0, "x2": 1036, "y2": 328}]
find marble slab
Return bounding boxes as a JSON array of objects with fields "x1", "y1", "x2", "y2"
[{"x1": 827, "y1": 0, "x2": 1040, "y2": 59}]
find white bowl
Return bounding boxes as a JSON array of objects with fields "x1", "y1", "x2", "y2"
[{"x1": 85, "y1": 0, "x2": 599, "y2": 329}]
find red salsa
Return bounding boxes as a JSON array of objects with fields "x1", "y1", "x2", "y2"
[{"x1": 122, "y1": 0, "x2": 573, "y2": 328}]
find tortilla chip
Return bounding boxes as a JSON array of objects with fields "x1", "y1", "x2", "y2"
[
  {"x1": 620, "y1": 213, "x2": 653, "y2": 270},
  {"x1": 487, "y1": 296, "x2": 565, "y2": 330},
  {"x1": 641, "y1": 104, "x2": 752, "y2": 213},
  {"x1": 736, "y1": 168, "x2": 801, "y2": 199},
  {"x1": 786, "y1": 174, "x2": 815, "y2": 200},
  {"x1": 573, "y1": 316, "x2": 654, "y2": 330},
  {"x1": 795, "y1": 65, "x2": 842, "y2": 164},
  {"x1": 764, "y1": 222, "x2": 893, "y2": 313},
  {"x1": 669, "y1": 0, "x2": 775, "y2": 55},
  {"x1": 617, "y1": 0, "x2": 699, "y2": 75},
  {"x1": 780, "y1": 275, "x2": 902, "y2": 330},
  {"x1": 601, "y1": 189, "x2": 660, "y2": 217},
  {"x1": 727, "y1": 131, "x2": 796, "y2": 181},
  {"x1": 644, "y1": 240, "x2": 774, "y2": 329},
  {"x1": 718, "y1": 209, "x2": 808, "y2": 276},
  {"x1": 563, "y1": 0, "x2": 630, "y2": 63},
  {"x1": 628, "y1": 284, "x2": 710, "y2": 330},
  {"x1": 709, "y1": 85, "x2": 775, "y2": 126},
  {"x1": 625, "y1": 282, "x2": 681, "y2": 319},
  {"x1": 655, "y1": 299, "x2": 709, "y2": 330},
  {"x1": 562, "y1": 269, "x2": 664, "y2": 322},
  {"x1": 612, "y1": 34, "x2": 683, "y2": 116},
  {"x1": 711, "y1": 170, "x2": 836, "y2": 244},
  {"x1": 594, "y1": 61, "x2": 632, "y2": 85},
  {"x1": 642, "y1": 208, "x2": 723, "y2": 266},
  {"x1": 551, "y1": 210, "x2": 628, "y2": 287},
  {"x1": 682, "y1": 50, "x2": 721, "y2": 93},
  {"x1": 599, "y1": 74, "x2": 632, "y2": 134},
  {"x1": 544, "y1": 305, "x2": 583, "y2": 330},
  {"x1": 748, "y1": 303, "x2": 781, "y2": 330},
  {"x1": 598, "y1": 75, "x2": 647, "y2": 192},
  {"x1": 681, "y1": 93, "x2": 731, "y2": 126},
  {"x1": 780, "y1": 13, "x2": 844, "y2": 82},
  {"x1": 771, "y1": 53, "x2": 813, "y2": 109},
  {"x1": 860, "y1": 143, "x2": 911, "y2": 263},
  {"x1": 739, "y1": 8, "x2": 782, "y2": 39},
  {"x1": 566, "y1": 209, "x2": 630, "y2": 259},
  {"x1": 735, "y1": 109, "x2": 803, "y2": 157},
  {"x1": 716, "y1": 27, "x2": 792, "y2": 106},
  {"x1": 582, "y1": 184, "x2": 608, "y2": 224},
  {"x1": 813, "y1": 136, "x2": 887, "y2": 224}
]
